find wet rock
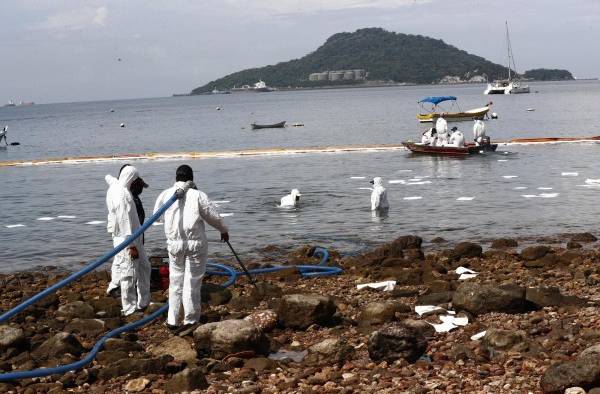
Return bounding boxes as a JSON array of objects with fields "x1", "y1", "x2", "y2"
[
  {"x1": 65, "y1": 318, "x2": 107, "y2": 337},
  {"x1": 32, "y1": 332, "x2": 84, "y2": 359},
  {"x1": 358, "y1": 301, "x2": 404, "y2": 330},
  {"x1": 98, "y1": 355, "x2": 173, "y2": 379},
  {"x1": 524, "y1": 253, "x2": 559, "y2": 268},
  {"x1": 89, "y1": 297, "x2": 121, "y2": 318},
  {"x1": 426, "y1": 280, "x2": 450, "y2": 293},
  {"x1": 201, "y1": 283, "x2": 232, "y2": 305},
  {"x1": 540, "y1": 354, "x2": 600, "y2": 393},
  {"x1": 448, "y1": 343, "x2": 476, "y2": 361},
  {"x1": 452, "y1": 282, "x2": 526, "y2": 315},
  {"x1": 453, "y1": 242, "x2": 483, "y2": 259},
  {"x1": 244, "y1": 310, "x2": 278, "y2": 333},
  {"x1": 399, "y1": 319, "x2": 436, "y2": 338},
  {"x1": 22, "y1": 292, "x2": 59, "y2": 308},
  {"x1": 148, "y1": 336, "x2": 197, "y2": 363},
  {"x1": 57, "y1": 301, "x2": 95, "y2": 319},
  {"x1": 580, "y1": 344, "x2": 600, "y2": 358},
  {"x1": 526, "y1": 286, "x2": 568, "y2": 308},
  {"x1": 193, "y1": 319, "x2": 267, "y2": 359},
  {"x1": 165, "y1": 367, "x2": 208, "y2": 393},
  {"x1": 367, "y1": 324, "x2": 427, "y2": 363},
  {"x1": 417, "y1": 291, "x2": 453, "y2": 305},
  {"x1": 391, "y1": 235, "x2": 423, "y2": 251},
  {"x1": 430, "y1": 237, "x2": 446, "y2": 244},
  {"x1": 97, "y1": 350, "x2": 129, "y2": 364},
  {"x1": 103, "y1": 338, "x2": 143, "y2": 352},
  {"x1": 124, "y1": 377, "x2": 150, "y2": 392},
  {"x1": 589, "y1": 388, "x2": 600, "y2": 394},
  {"x1": 378, "y1": 267, "x2": 422, "y2": 285},
  {"x1": 244, "y1": 357, "x2": 277, "y2": 372},
  {"x1": 305, "y1": 338, "x2": 354, "y2": 366},
  {"x1": 571, "y1": 233, "x2": 597, "y2": 242},
  {"x1": 567, "y1": 241, "x2": 583, "y2": 250},
  {"x1": 276, "y1": 294, "x2": 336, "y2": 329},
  {"x1": 481, "y1": 329, "x2": 528, "y2": 355},
  {"x1": 249, "y1": 282, "x2": 283, "y2": 301},
  {"x1": 520, "y1": 245, "x2": 551, "y2": 261},
  {"x1": 564, "y1": 387, "x2": 586, "y2": 394},
  {"x1": 390, "y1": 287, "x2": 419, "y2": 298},
  {"x1": 0, "y1": 325, "x2": 24, "y2": 350},
  {"x1": 491, "y1": 238, "x2": 518, "y2": 248}
]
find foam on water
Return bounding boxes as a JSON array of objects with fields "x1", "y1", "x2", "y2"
[
  {"x1": 407, "y1": 181, "x2": 432, "y2": 185},
  {"x1": 539, "y1": 193, "x2": 559, "y2": 198},
  {"x1": 503, "y1": 175, "x2": 518, "y2": 179},
  {"x1": 37, "y1": 217, "x2": 55, "y2": 221},
  {"x1": 388, "y1": 180, "x2": 406, "y2": 184},
  {"x1": 57, "y1": 215, "x2": 76, "y2": 219},
  {"x1": 537, "y1": 187, "x2": 553, "y2": 190},
  {"x1": 562, "y1": 172, "x2": 579, "y2": 176},
  {"x1": 213, "y1": 200, "x2": 231, "y2": 204},
  {"x1": 457, "y1": 197, "x2": 475, "y2": 201},
  {"x1": 522, "y1": 195, "x2": 538, "y2": 198},
  {"x1": 514, "y1": 187, "x2": 527, "y2": 190},
  {"x1": 350, "y1": 176, "x2": 366, "y2": 179},
  {"x1": 403, "y1": 196, "x2": 423, "y2": 200},
  {"x1": 219, "y1": 213, "x2": 234, "y2": 217},
  {"x1": 5, "y1": 224, "x2": 25, "y2": 228},
  {"x1": 86, "y1": 220, "x2": 105, "y2": 225},
  {"x1": 358, "y1": 187, "x2": 373, "y2": 191},
  {"x1": 497, "y1": 159, "x2": 508, "y2": 162}
]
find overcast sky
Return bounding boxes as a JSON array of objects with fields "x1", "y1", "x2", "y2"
[{"x1": 0, "y1": 0, "x2": 597, "y2": 103}]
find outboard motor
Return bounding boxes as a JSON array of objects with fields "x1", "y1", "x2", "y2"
[{"x1": 481, "y1": 136, "x2": 491, "y2": 146}]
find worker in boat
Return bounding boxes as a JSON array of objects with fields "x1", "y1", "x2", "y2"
[
  {"x1": 106, "y1": 165, "x2": 149, "y2": 298},
  {"x1": 280, "y1": 189, "x2": 302, "y2": 207},
  {"x1": 153, "y1": 165, "x2": 229, "y2": 330},
  {"x1": 105, "y1": 165, "x2": 151, "y2": 316},
  {"x1": 473, "y1": 120, "x2": 486, "y2": 146},
  {"x1": 0, "y1": 126, "x2": 7, "y2": 145},
  {"x1": 448, "y1": 127, "x2": 466, "y2": 147},
  {"x1": 435, "y1": 117, "x2": 448, "y2": 146},
  {"x1": 421, "y1": 127, "x2": 437, "y2": 145},
  {"x1": 370, "y1": 177, "x2": 389, "y2": 211}
]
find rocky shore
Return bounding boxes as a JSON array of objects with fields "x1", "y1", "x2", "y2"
[{"x1": 2, "y1": 233, "x2": 600, "y2": 393}]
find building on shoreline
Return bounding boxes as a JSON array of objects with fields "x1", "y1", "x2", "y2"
[{"x1": 309, "y1": 69, "x2": 367, "y2": 82}]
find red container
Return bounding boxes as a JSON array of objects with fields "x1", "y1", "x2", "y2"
[{"x1": 159, "y1": 266, "x2": 170, "y2": 290}]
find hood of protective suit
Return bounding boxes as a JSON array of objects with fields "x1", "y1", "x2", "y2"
[
  {"x1": 118, "y1": 165, "x2": 139, "y2": 188},
  {"x1": 372, "y1": 177, "x2": 384, "y2": 187},
  {"x1": 290, "y1": 189, "x2": 302, "y2": 197}
]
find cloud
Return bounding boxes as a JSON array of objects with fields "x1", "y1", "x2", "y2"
[
  {"x1": 38, "y1": 5, "x2": 108, "y2": 30},
  {"x1": 223, "y1": 0, "x2": 429, "y2": 15}
]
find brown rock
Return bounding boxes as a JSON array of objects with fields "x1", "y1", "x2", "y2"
[
  {"x1": 490, "y1": 238, "x2": 518, "y2": 248},
  {"x1": 276, "y1": 294, "x2": 336, "y2": 329},
  {"x1": 124, "y1": 377, "x2": 150, "y2": 392},
  {"x1": 520, "y1": 245, "x2": 551, "y2": 261},
  {"x1": 148, "y1": 336, "x2": 197, "y2": 363},
  {"x1": 540, "y1": 354, "x2": 600, "y2": 393},
  {"x1": 368, "y1": 324, "x2": 427, "y2": 363},
  {"x1": 452, "y1": 282, "x2": 526, "y2": 315},
  {"x1": 244, "y1": 310, "x2": 278, "y2": 333},
  {"x1": 165, "y1": 367, "x2": 208, "y2": 393},
  {"x1": 32, "y1": 332, "x2": 84, "y2": 360},
  {"x1": 57, "y1": 301, "x2": 95, "y2": 319},
  {"x1": 453, "y1": 242, "x2": 483, "y2": 259},
  {"x1": 0, "y1": 325, "x2": 25, "y2": 350},
  {"x1": 571, "y1": 232, "x2": 597, "y2": 242},
  {"x1": 305, "y1": 338, "x2": 354, "y2": 366},
  {"x1": 193, "y1": 319, "x2": 267, "y2": 359}
]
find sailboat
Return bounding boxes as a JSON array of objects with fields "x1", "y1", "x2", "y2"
[{"x1": 484, "y1": 22, "x2": 530, "y2": 95}]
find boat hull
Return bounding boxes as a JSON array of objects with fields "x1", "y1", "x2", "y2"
[
  {"x1": 403, "y1": 141, "x2": 498, "y2": 156},
  {"x1": 251, "y1": 121, "x2": 286, "y2": 130},
  {"x1": 417, "y1": 107, "x2": 490, "y2": 123}
]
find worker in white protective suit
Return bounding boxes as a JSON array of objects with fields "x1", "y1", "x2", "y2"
[
  {"x1": 448, "y1": 127, "x2": 465, "y2": 147},
  {"x1": 421, "y1": 127, "x2": 437, "y2": 145},
  {"x1": 153, "y1": 165, "x2": 229, "y2": 329},
  {"x1": 105, "y1": 165, "x2": 151, "y2": 316},
  {"x1": 473, "y1": 120, "x2": 486, "y2": 145},
  {"x1": 280, "y1": 189, "x2": 302, "y2": 207},
  {"x1": 0, "y1": 126, "x2": 7, "y2": 146},
  {"x1": 370, "y1": 177, "x2": 389, "y2": 211},
  {"x1": 435, "y1": 117, "x2": 448, "y2": 146}
]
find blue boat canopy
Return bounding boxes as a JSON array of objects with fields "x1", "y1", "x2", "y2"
[{"x1": 418, "y1": 96, "x2": 457, "y2": 105}]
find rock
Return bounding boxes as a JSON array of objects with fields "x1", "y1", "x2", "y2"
[
  {"x1": 201, "y1": 283, "x2": 232, "y2": 305},
  {"x1": 399, "y1": 319, "x2": 436, "y2": 338},
  {"x1": 564, "y1": 387, "x2": 586, "y2": 394},
  {"x1": 65, "y1": 318, "x2": 107, "y2": 337},
  {"x1": 580, "y1": 344, "x2": 600, "y2": 358},
  {"x1": 57, "y1": 301, "x2": 95, "y2": 319},
  {"x1": 193, "y1": 319, "x2": 267, "y2": 359},
  {"x1": 149, "y1": 336, "x2": 197, "y2": 363},
  {"x1": 124, "y1": 377, "x2": 150, "y2": 392},
  {"x1": 417, "y1": 291, "x2": 453, "y2": 305},
  {"x1": 98, "y1": 355, "x2": 173, "y2": 379},
  {"x1": 244, "y1": 310, "x2": 278, "y2": 333},
  {"x1": 430, "y1": 237, "x2": 446, "y2": 244},
  {"x1": 540, "y1": 354, "x2": 600, "y2": 393},
  {"x1": 367, "y1": 324, "x2": 427, "y2": 363},
  {"x1": 452, "y1": 282, "x2": 526, "y2": 315},
  {"x1": 0, "y1": 325, "x2": 24, "y2": 350},
  {"x1": 249, "y1": 282, "x2": 283, "y2": 301},
  {"x1": 571, "y1": 233, "x2": 597, "y2": 242},
  {"x1": 589, "y1": 388, "x2": 600, "y2": 394},
  {"x1": 391, "y1": 235, "x2": 423, "y2": 251},
  {"x1": 378, "y1": 267, "x2": 422, "y2": 285},
  {"x1": 358, "y1": 302, "x2": 399, "y2": 329},
  {"x1": 32, "y1": 332, "x2": 84, "y2": 359},
  {"x1": 97, "y1": 350, "x2": 129, "y2": 364},
  {"x1": 426, "y1": 280, "x2": 450, "y2": 293},
  {"x1": 305, "y1": 338, "x2": 354, "y2": 366},
  {"x1": 520, "y1": 245, "x2": 551, "y2": 261},
  {"x1": 526, "y1": 286, "x2": 567, "y2": 308},
  {"x1": 481, "y1": 329, "x2": 528, "y2": 355},
  {"x1": 89, "y1": 297, "x2": 122, "y2": 318},
  {"x1": 453, "y1": 242, "x2": 483, "y2": 259},
  {"x1": 103, "y1": 338, "x2": 143, "y2": 352},
  {"x1": 244, "y1": 357, "x2": 277, "y2": 372},
  {"x1": 276, "y1": 294, "x2": 336, "y2": 329},
  {"x1": 491, "y1": 238, "x2": 518, "y2": 248},
  {"x1": 165, "y1": 367, "x2": 208, "y2": 393},
  {"x1": 567, "y1": 241, "x2": 583, "y2": 250}
]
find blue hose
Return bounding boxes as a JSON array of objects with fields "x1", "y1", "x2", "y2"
[{"x1": 0, "y1": 193, "x2": 179, "y2": 324}]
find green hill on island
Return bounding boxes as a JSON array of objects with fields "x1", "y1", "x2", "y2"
[{"x1": 191, "y1": 28, "x2": 571, "y2": 94}]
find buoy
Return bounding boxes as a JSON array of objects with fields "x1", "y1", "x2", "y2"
[
  {"x1": 10, "y1": 142, "x2": 20, "y2": 146},
  {"x1": 216, "y1": 106, "x2": 221, "y2": 111},
  {"x1": 120, "y1": 123, "x2": 125, "y2": 128},
  {"x1": 526, "y1": 108, "x2": 535, "y2": 112},
  {"x1": 109, "y1": 109, "x2": 115, "y2": 113},
  {"x1": 491, "y1": 113, "x2": 498, "y2": 119},
  {"x1": 292, "y1": 122, "x2": 304, "y2": 127}
]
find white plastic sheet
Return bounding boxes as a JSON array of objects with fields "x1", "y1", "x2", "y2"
[{"x1": 356, "y1": 280, "x2": 396, "y2": 292}]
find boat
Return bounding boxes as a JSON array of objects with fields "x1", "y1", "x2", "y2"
[
  {"x1": 211, "y1": 87, "x2": 231, "y2": 95},
  {"x1": 231, "y1": 80, "x2": 273, "y2": 93},
  {"x1": 4, "y1": 100, "x2": 16, "y2": 107},
  {"x1": 403, "y1": 141, "x2": 498, "y2": 156},
  {"x1": 416, "y1": 96, "x2": 492, "y2": 123},
  {"x1": 484, "y1": 22, "x2": 530, "y2": 95},
  {"x1": 251, "y1": 121, "x2": 286, "y2": 130}
]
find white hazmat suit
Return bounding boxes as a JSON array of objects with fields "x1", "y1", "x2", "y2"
[
  {"x1": 105, "y1": 166, "x2": 150, "y2": 316},
  {"x1": 280, "y1": 189, "x2": 302, "y2": 207},
  {"x1": 435, "y1": 117, "x2": 448, "y2": 146},
  {"x1": 154, "y1": 182, "x2": 228, "y2": 326},
  {"x1": 448, "y1": 130, "x2": 465, "y2": 147},
  {"x1": 473, "y1": 120, "x2": 486, "y2": 145},
  {"x1": 371, "y1": 177, "x2": 389, "y2": 211}
]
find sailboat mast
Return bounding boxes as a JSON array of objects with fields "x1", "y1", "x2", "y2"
[{"x1": 506, "y1": 21, "x2": 511, "y2": 81}]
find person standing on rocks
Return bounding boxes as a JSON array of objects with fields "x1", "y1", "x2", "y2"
[
  {"x1": 105, "y1": 165, "x2": 151, "y2": 316},
  {"x1": 153, "y1": 164, "x2": 229, "y2": 330}
]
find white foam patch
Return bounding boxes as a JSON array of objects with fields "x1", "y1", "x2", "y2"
[
  {"x1": 350, "y1": 176, "x2": 366, "y2": 179},
  {"x1": 522, "y1": 194, "x2": 538, "y2": 198},
  {"x1": 497, "y1": 159, "x2": 508, "y2": 162},
  {"x1": 407, "y1": 181, "x2": 432, "y2": 185},
  {"x1": 513, "y1": 187, "x2": 527, "y2": 190},
  {"x1": 213, "y1": 200, "x2": 230, "y2": 204},
  {"x1": 408, "y1": 178, "x2": 423, "y2": 182},
  {"x1": 456, "y1": 197, "x2": 474, "y2": 201},
  {"x1": 539, "y1": 193, "x2": 559, "y2": 198},
  {"x1": 5, "y1": 224, "x2": 25, "y2": 228},
  {"x1": 219, "y1": 213, "x2": 234, "y2": 217},
  {"x1": 388, "y1": 180, "x2": 406, "y2": 184},
  {"x1": 562, "y1": 172, "x2": 579, "y2": 176},
  {"x1": 37, "y1": 217, "x2": 55, "y2": 221},
  {"x1": 57, "y1": 215, "x2": 76, "y2": 219},
  {"x1": 86, "y1": 220, "x2": 105, "y2": 225},
  {"x1": 503, "y1": 175, "x2": 518, "y2": 179},
  {"x1": 586, "y1": 179, "x2": 600, "y2": 184},
  {"x1": 537, "y1": 187, "x2": 553, "y2": 190},
  {"x1": 403, "y1": 196, "x2": 423, "y2": 200},
  {"x1": 396, "y1": 169, "x2": 413, "y2": 172},
  {"x1": 358, "y1": 187, "x2": 374, "y2": 191}
]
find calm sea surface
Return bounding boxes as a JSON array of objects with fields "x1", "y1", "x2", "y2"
[{"x1": 1, "y1": 81, "x2": 600, "y2": 272}]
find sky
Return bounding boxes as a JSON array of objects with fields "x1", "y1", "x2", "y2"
[{"x1": 0, "y1": 0, "x2": 598, "y2": 103}]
